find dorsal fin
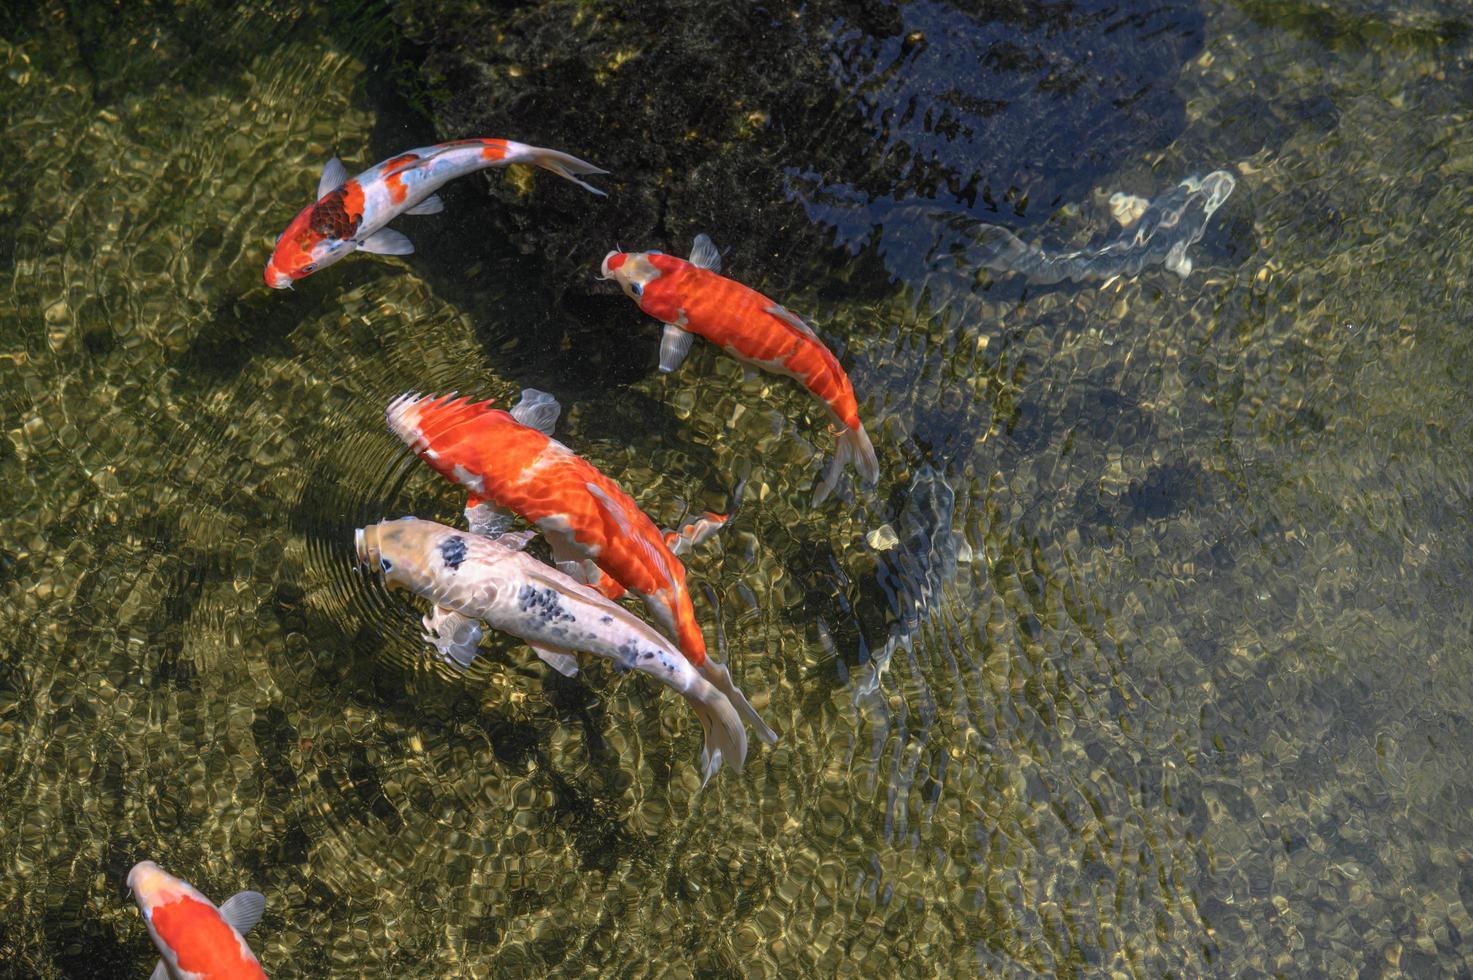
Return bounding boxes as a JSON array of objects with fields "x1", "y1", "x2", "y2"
[
  {"x1": 585, "y1": 482, "x2": 674, "y2": 583},
  {"x1": 317, "y1": 157, "x2": 348, "y2": 199},
  {"x1": 763, "y1": 303, "x2": 820, "y2": 342}
]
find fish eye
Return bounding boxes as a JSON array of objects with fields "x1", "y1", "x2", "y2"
[
  {"x1": 380, "y1": 558, "x2": 393, "y2": 572},
  {"x1": 304, "y1": 262, "x2": 317, "y2": 273},
  {"x1": 630, "y1": 281, "x2": 643, "y2": 297}
]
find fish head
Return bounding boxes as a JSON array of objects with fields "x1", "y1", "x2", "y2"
[
  {"x1": 357, "y1": 517, "x2": 514, "y2": 615},
  {"x1": 128, "y1": 860, "x2": 195, "y2": 915},
  {"x1": 356, "y1": 518, "x2": 492, "y2": 590},
  {"x1": 264, "y1": 192, "x2": 361, "y2": 288},
  {"x1": 599, "y1": 249, "x2": 666, "y2": 305},
  {"x1": 356, "y1": 518, "x2": 438, "y2": 592}
]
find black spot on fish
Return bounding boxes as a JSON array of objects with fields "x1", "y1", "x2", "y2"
[
  {"x1": 518, "y1": 585, "x2": 575, "y2": 624},
  {"x1": 440, "y1": 535, "x2": 467, "y2": 570},
  {"x1": 600, "y1": 615, "x2": 613, "y2": 625},
  {"x1": 613, "y1": 641, "x2": 644, "y2": 673}
]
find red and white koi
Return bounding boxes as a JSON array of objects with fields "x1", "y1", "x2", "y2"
[
  {"x1": 599, "y1": 235, "x2": 880, "y2": 504},
  {"x1": 356, "y1": 517, "x2": 747, "y2": 783},
  {"x1": 264, "y1": 139, "x2": 606, "y2": 288},
  {"x1": 127, "y1": 860, "x2": 268, "y2": 980},
  {"x1": 385, "y1": 389, "x2": 777, "y2": 747}
]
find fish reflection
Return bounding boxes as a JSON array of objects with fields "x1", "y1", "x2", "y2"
[
  {"x1": 965, "y1": 170, "x2": 1237, "y2": 283},
  {"x1": 793, "y1": 168, "x2": 1235, "y2": 288}
]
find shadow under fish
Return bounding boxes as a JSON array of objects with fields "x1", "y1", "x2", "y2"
[
  {"x1": 854, "y1": 464, "x2": 968, "y2": 702},
  {"x1": 848, "y1": 465, "x2": 977, "y2": 847}
]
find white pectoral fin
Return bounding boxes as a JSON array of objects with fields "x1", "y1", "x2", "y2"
[
  {"x1": 466, "y1": 501, "x2": 515, "y2": 538},
  {"x1": 555, "y1": 559, "x2": 587, "y2": 580},
  {"x1": 498, "y1": 530, "x2": 537, "y2": 551},
  {"x1": 318, "y1": 157, "x2": 348, "y2": 197},
  {"x1": 358, "y1": 228, "x2": 415, "y2": 255},
  {"x1": 659, "y1": 324, "x2": 695, "y2": 373},
  {"x1": 149, "y1": 961, "x2": 170, "y2": 980},
  {"x1": 510, "y1": 388, "x2": 561, "y2": 436},
  {"x1": 688, "y1": 233, "x2": 722, "y2": 273},
  {"x1": 530, "y1": 643, "x2": 580, "y2": 677},
  {"x1": 404, "y1": 193, "x2": 445, "y2": 215},
  {"x1": 422, "y1": 608, "x2": 484, "y2": 669},
  {"x1": 218, "y1": 890, "x2": 267, "y2": 935}
]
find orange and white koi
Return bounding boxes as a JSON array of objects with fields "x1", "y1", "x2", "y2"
[
  {"x1": 264, "y1": 139, "x2": 606, "y2": 288},
  {"x1": 356, "y1": 517, "x2": 747, "y2": 783},
  {"x1": 127, "y1": 860, "x2": 268, "y2": 980},
  {"x1": 600, "y1": 234, "x2": 880, "y2": 504},
  {"x1": 385, "y1": 389, "x2": 777, "y2": 747}
]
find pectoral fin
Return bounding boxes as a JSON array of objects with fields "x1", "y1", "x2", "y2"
[
  {"x1": 318, "y1": 157, "x2": 348, "y2": 198},
  {"x1": 404, "y1": 193, "x2": 445, "y2": 215},
  {"x1": 358, "y1": 228, "x2": 415, "y2": 255},
  {"x1": 688, "y1": 233, "x2": 722, "y2": 273},
  {"x1": 510, "y1": 388, "x2": 561, "y2": 436},
  {"x1": 218, "y1": 890, "x2": 267, "y2": 935},
  {"x1": 531, "y1": 644, "x2": 580, "y2": 677},
  {"x1": 465, "y1": 501, "x2": 515, "y2": 538},
  {"x1": 150, "y1": 962, "x2": 170, "y2": 980},
  {"x1": 498, "y1": 530, "x2": 536, "y2": 551},
  {"x1": 659, "y1": 324, "x2": 695, "y2": 373}
]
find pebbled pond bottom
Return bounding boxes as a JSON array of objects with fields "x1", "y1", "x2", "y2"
[{"x1": 3, "y1": 0, "x2": 1473, "y2": 977}]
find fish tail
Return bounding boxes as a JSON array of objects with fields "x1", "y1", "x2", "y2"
[
  {"x1": 663, "y1": 463, "x2": 748, "y2": 556},
  {"x1": 813, "y1": 422, "x2": 880, "y2": 506},
  {"x1": 663, "y1": 511, "x2": 729, "y2": 556},
  {"x1": 682, "y1": 677, "x2": 748, "y2": 787},
  {"x1": 506, "y1": 143, "x2": 608, "y2": 197},
  {"x1": 698, "y1": 657, "x2": 779, "y2": 746}
]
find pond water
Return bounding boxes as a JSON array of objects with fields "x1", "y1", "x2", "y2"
[{"x1": 3, "y1": 0, "x2": 1473, "y2": 976}]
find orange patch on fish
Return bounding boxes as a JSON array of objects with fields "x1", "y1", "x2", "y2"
[
  {"x1": 381, "y1": 154, "x2": 420, "y2": 204},
  {"x1": 151, "y1": 894, "x2": 267, "y2": 979}
]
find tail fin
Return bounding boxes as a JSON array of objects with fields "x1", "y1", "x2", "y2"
[
  {"x1": 813, "y1": 422, "x2": 880, "y2": 506},
  {"x1": 699, "y1": 658, "x2": 779, "y2": 746},
  {"x1": 509, "y1": 144, "x2": 608, "y2": 196},
  {"x1": 683, "y1": 679, "x2": 748, "y2": 787},
  {"x1": 664, "y1": 511, "x2": 730, "y2": 556},
  {"x1": 663, "y1": 465, "x2": 749, "y2": 556}
]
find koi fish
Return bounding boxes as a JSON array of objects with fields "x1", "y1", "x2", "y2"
[
  {"x1": 127, "y1": 860, "x2": 268, "y2": 980},
  {"x1": 356, "y1": 516, "x2": 747, "y2": 783},
  {"x1": 264, "y1": 139, "x2": 606, "y2": 288},
  {"x1": 599, "y1": 235, "x2": 880, "y2": 504},
  {"x1": 385, "y1": 389, "x2": 778, "y2": 748}
]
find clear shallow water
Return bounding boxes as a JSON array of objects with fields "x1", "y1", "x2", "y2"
[{"x1": 3, "y1": 1, "x2": 1473, "y2": 976}]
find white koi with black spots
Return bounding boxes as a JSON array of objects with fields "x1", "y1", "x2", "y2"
[{"x1": 355, "y1": 517, "x2": 747, "y2": 785}]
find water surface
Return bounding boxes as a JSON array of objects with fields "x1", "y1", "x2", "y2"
[{"x1": 3, "y1": 1, "x2": 1473, "y2": 976}]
